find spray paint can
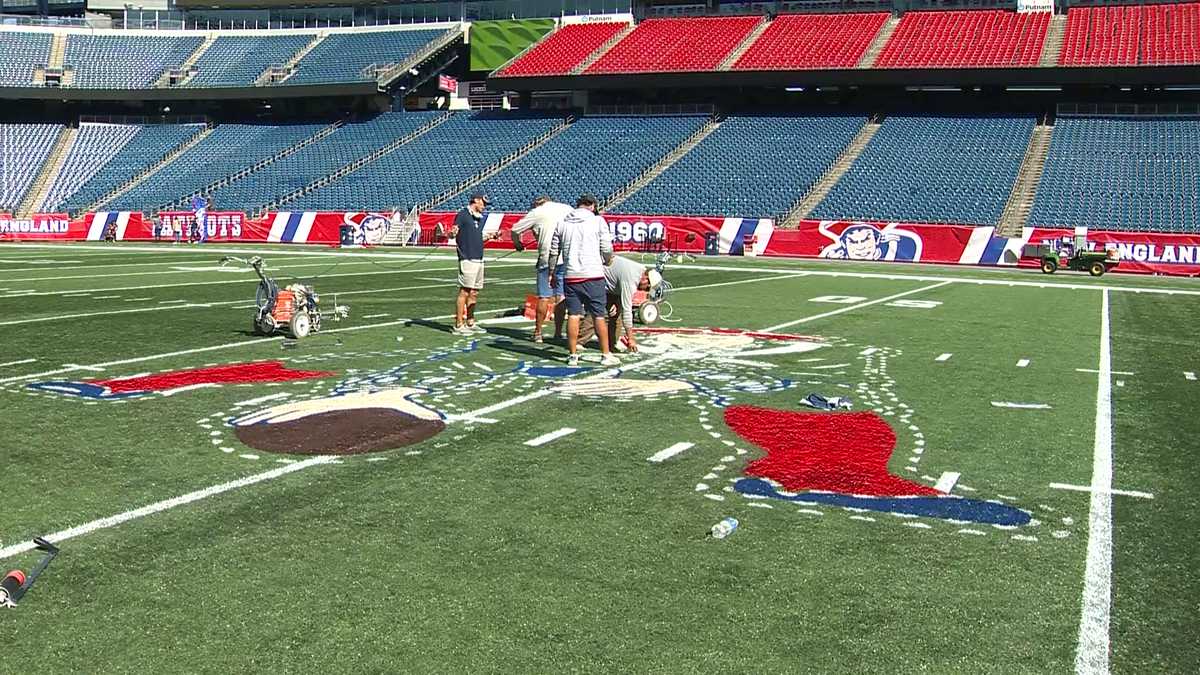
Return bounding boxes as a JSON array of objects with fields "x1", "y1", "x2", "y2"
[{"x1": 0, "y1": 570, "x2": 26, "y2": 607}]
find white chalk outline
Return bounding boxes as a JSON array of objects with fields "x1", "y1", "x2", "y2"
[
  {"x1": 1051, "y1": 483, "x2": 1152, "y2": 500},
  {"x1": 648, "y1": 442, "x2": 695, "y2": 463},
  {"x1": 524, "y1": 427, "x2": 577, "y2": 447}
]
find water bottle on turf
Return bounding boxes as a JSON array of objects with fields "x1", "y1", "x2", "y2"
[{"x1": 710, "y1": 517, "x2": 739, "y2": 539}]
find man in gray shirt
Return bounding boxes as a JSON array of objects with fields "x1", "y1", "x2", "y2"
[{"x1": 602, "y1": 255, "x2": 662, "y2": 354}]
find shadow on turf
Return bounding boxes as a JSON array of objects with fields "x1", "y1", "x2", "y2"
[{"x1": 406, "y1": 318, "x2": 564, "y2": 359}]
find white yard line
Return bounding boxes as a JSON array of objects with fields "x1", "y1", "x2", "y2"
[
  {"x1": 0, "y1": 279, "x2": 527, "y2": 327},
  {"x1": 0, "y1": 455, "x2": 336, "y2": 561},
  {"x1": 935, "y1": 353, "x2": 953, "y2": 361},
  {"x1": 0, "y1": 259, "x2": 398, "y2": 282},
  {"x1": 0, "y1": 358, "x2": 36, "y2": 368},
  {"x1": 934, "y1": 471, "x2": 961, "y2": 494},
  {"x1": 524, "y1": 427, "x2": 577, "y2": 447},
  {"x1": 1186, "y1": 372, "x2": 1196, "y2": 381},
  {"x1": 1017, "y1": 359, "x2": 1030, "y2": 368},
  {"x1": 1076, "y1": 288, "x2": 1113, "y2": 675},
  {"x1": 648, "y1": 442, "x2": 694, "y2": 463},
  {"x1": 991, "y1": 401, "x2": 1053, "y2": 410},
  {"x1": 0, "y1": 263, "x2": 526, "y2": 298},
  {"x1": 1050, "y1": 483, "x2": 1152, "y2": 500},
  {"x1": 761, "y1": 281, "x2": 953, "y2": 332},
  {"x1": 1076, "y1": 369, "x2": 1135, "y2": 376},
  {"x1": 361, "y1": 313, "x2": 390, "y2": 319}
]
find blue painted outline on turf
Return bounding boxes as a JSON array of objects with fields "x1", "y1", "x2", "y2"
[{"x1": 734, "y1": 478, "x2": 1032, "y2": 526}]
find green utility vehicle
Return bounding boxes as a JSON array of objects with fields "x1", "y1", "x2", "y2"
[{"x1": 1022, "y1": 233, "x2": 1119, "y2": 276}]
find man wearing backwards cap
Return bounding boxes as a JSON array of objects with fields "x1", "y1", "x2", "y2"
[
  {"x1": 510, "y1": 195, "x2": 572, "y2": 343},
  {"x1": 450, "y1": 192, "x2": 498, "y2": 337},
  {"x1": 548, "y1": 194, "x2": 619, "y2": 367}
]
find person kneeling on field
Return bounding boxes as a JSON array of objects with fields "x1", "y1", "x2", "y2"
[
  {"x1": 510, "y1": 195, "x2": 572, "y2": 343},
  {"x1": 451, "y1": 193, "x2": 498, "y2": 336},
  {"x1": 548, "y1": 194, "x2": 619, "y2": 367},
  {"x1": 576, "y1": 256, "x2": 661, "y2": 353}
]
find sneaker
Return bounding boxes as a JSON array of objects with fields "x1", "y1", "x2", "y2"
[
  {"x1": 600, "y1": 353, "x2": 621, "y2": 367},
  {"x1": 452, "y1": 325, "x2": 474, "y2": 337},
  {"x1": 567, "y1": 353, "x2": 581, "y2": 367},
  {"x1": 532, "y1": 333, "x2": 544, "y2": 344},
  {"x1": 467, "y1": 323, "x2": 486, "y2": 335}
]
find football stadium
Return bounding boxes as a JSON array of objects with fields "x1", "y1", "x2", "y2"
[{"x1": 1, "y1": 0, "x2": 1198, "y2": 671}]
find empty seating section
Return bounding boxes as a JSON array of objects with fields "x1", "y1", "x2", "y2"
[
  {"x1": 1028, "y1": 117, "x2": 1200, "y2": 233},
  {"x1": 0, "y1": 31, "x2": 52, "y2": 87},
  {"x1": 497, "y1": 22, "x2": 626, "y2": 77},
  {"x1": 58, "y1": 124, "x2": 203, "y2": 214},
  {"x1": 288, "y1": 113, "x2": 562, "y2": 211},
  {"x1": 811, "y1": 116, "x2": 1034, "y2": 225},
  {"x1": 466, "y1": 115, "x2": 709, "y2": 212},
  {"x1": 621, "y1": 115, "x2": 865, "y2": 218},
  {"x1": 107, "y1": 123, "x2": 327, "y2": 210},
  {"x1": 734, "y1": 13, "x2": 889, "y2": 70},
  {"x1": 286, "y1": 29, "x2": 446, "y2": 84},
  {"x1": 210, "y1": 112, "x2": 442, "y2": 209},
  {"x1": 1060, "y1": 2, "x2": 1200, "y2": 66},
  {"x1": 586, "y1": 16, "x2": 761, "y2": 73},
  {"x1": 0, "y1": 124, "x2": 62, "y2": 211},
  {"x1": 875, "y1": 10, "x2": 1048, "y2": 68},
  {"x1": 40, "y1": 123, "x2": 140, "y2": 213},
  {"x1": 188, "y1": 35, "x2": 312, "y2": 86},
  {"x1": 65, "y1": 34, "x2": 204, "y2": 88}
]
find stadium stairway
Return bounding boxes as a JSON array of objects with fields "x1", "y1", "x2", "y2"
[
  {"x1": 717, "y1": 17, "x2": 772, "y2": 71},
  {"x1": 266, "y1": 112, "x2": 452, "y2": 214},
  {"x1": 571, "y1": 24, "x2": 636, "y2": 75},
  {"x1": 49, "y1": 33, "x2": 66, "y2": 70},
  {"x1": 164, "y1": 119, "x2": 345, "y2": 212},
  {"x1": 264, "y1": 33, "x2": 326, "y2": 85},
  {"x1": 997, "y1": 121, "x2": 1055, "y2": 236},
  {"x1": 172, "y1": 34, "x2": 218, "y2": 86},
  {"x1": 82, "y1": 124, "x2": 213, "y2": 215},
  {"x1": 783, "y1": 118, "x2": 882, "y2": 226},
  {"x1": 376, "y1": 26, "x2": 462, "y2": 86},
  {"x1": 857, "y1": 16, "x2": 900, "y2": 68},
  {"x1": 1039, "y1": 13, "x2": 1067, "y2": 67},
  {"x1": 424, "y1": 115, "x2": 575, "y2": 212},
  {"x1": 17, "y1": 126, "x2": 76, "y2": 217},
  {"x1": 603, "y1": 116, "x2": 723, "y2": 212}
]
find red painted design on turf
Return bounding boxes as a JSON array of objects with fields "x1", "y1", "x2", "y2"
[
  {"x1": 725, "y1": 405, "x2": 939, "y2": 497},
  {"x1": 94, "y1": 361, "x2": 334, "y2": 393}
]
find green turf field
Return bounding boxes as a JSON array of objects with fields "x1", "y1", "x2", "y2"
[{"x1": 0, "y1": 242, "x2": 1196, "y2": 672}]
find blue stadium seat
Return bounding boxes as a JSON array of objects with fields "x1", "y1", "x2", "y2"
[
  {"x1": 40, "y1": 122, "x2": 141, "y2": 213},
  {"x1": 209, "y1": 112, "x2": 443, "y2": 211},
  {"x1": 285, "y1": 29, "x2": 447, "y2": 85},
  {"x1": 58, "y1": 124, "x2": 206, "y2": 214},
  {"x1": 106, "y1": 122, "x2": 328, "y2": 211},
  {"x1": 0, "y1": 123, "x2": 63, "y2": 211},
  {"x1": 463, "y1": 115, "x2": 710, "y2": 213},
  {"x1": 0, "y1": 31, "x2": 51, "y2": 87},
  {"x1": 65, "y1": 34, "x2": 204, "y2": 88},
  {"x1": 186, "y1": 35, "x2": 312, "y2": 87},
  {"x1": 620, "y1": 115, "x2": 865, "y2": 218},
  {"x1": 287, "y1": 112, "x2": 563, "y2": 211},
  {"x1": 1028, "y1": 117, "x2": 1200, "y2": 233},
  {"x1": 810, "y1": 115, "x2": 1035, "y2": 225}
]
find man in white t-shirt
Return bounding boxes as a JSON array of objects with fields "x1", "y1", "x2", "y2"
[{"x1": 510, "y1": 195, "x2": 572, "y2": 343}]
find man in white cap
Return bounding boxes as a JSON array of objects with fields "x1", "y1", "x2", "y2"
[{"x1": 602, "y1": 255, "x2": 662, "y2": 354}]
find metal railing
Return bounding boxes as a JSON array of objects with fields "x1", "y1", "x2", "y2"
[
  {"x1": 1057, "y1": 102, "x2": 1200, "y2": 117},
  {"x1": 585, "y1": 103, "x2": 715, "y2": 116}
]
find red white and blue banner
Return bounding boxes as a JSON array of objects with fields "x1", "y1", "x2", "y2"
[{"x1": 6, "y1": 209, "x2": 1200, "y2": 277}]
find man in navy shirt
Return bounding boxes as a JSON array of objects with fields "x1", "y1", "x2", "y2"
[{"x1": 450, "y1": 193, "x2": 497, "y2": 336}]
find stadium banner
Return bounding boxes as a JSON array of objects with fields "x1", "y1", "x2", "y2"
[
  {"x1": 149, "y1": 211, "x2": 247, "y2": 241},
  {"x1": 0, "y1": 213, "x2": 77, "y2": 240},
  {"x1": 419, "y1": 212, "x2": 1200, "y2": 276}
]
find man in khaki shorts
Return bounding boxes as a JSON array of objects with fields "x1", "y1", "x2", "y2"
[{"x1": 450, "y1": 193, "x2": 496, "y2": 336}]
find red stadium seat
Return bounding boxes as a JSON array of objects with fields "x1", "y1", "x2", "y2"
[
  {"x1": 1059, "y1": 2, "x2": 1200, "y2": 66},
  {"x1": 733, "y1": 12, "x2": 889, "y2": 70},
  {"x1": 874, "y1": 10, "x2": 1049, "y2": 68},
  {"x1": 584, "y1": 16, "x2": 762, "y2": 74},
  {"x1": 496, "y1": 22, "x2": 627, "y2": 77}
]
